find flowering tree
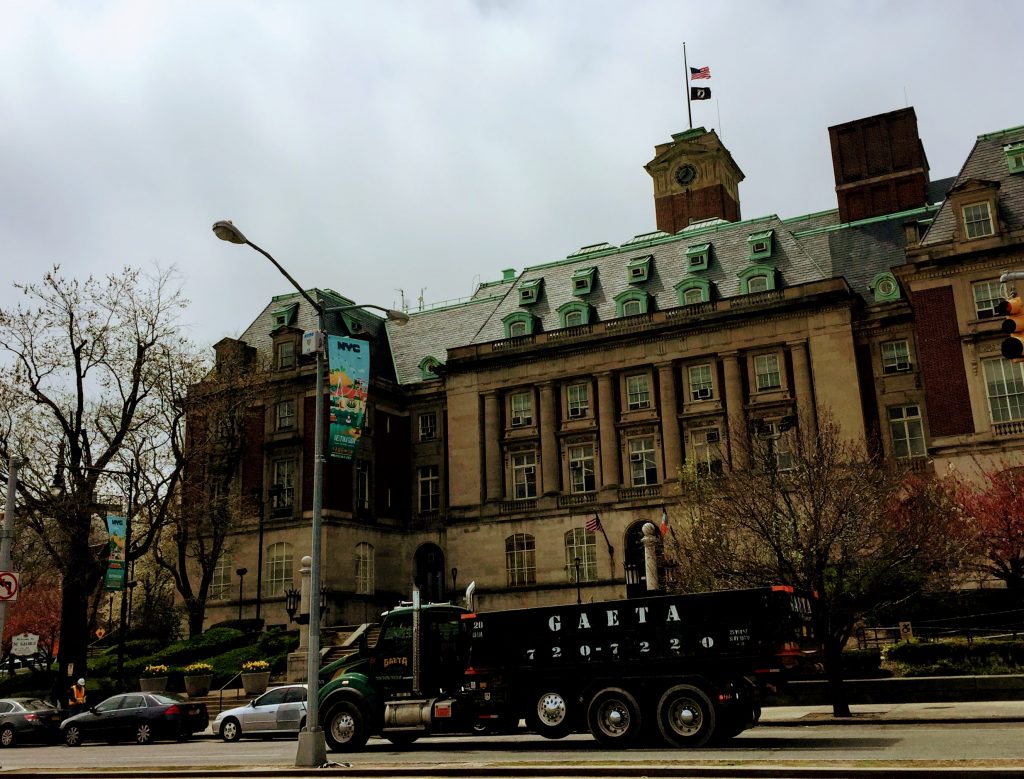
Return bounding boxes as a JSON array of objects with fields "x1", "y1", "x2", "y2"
[
  {"x1": 2, "y1": 583, "x2": 61, "y2": 666},
  {"x1": 956, "y1": 466, "x2": 1024, "y2": 591}
]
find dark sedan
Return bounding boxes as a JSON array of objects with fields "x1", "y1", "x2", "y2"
[
  {"x1": 61, "y1": 692, "x2": 208, "y2": 746},
  {"x1": 0, "y1": 698, "x2": 62, "y2": 747}
]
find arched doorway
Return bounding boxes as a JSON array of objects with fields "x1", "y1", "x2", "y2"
[{"x1": 414, "y1": 543, "x2": 446, "y2": 603}]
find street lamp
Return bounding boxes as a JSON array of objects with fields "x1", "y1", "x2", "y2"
[
  {"x1": 213, "y1": 219, "x2": 408, "y2": 767},
  {"x1": 253, "y1": 484, "x2": 283, "y2": 623},
  {"x1": 235, "y1": 568, "x2": 248, "y2": 621},
  {"x1": 574, "y1": 557, "x2": 582, "y2": 605}
]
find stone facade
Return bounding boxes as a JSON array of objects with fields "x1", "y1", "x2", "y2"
[{"x1": 192, "y1": 108, "x2": 1024, "y2": 631}]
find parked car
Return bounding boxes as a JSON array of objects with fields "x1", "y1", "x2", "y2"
[
  {"x1": 61, "y1": 692, "x2": 208, "y2": 746},
  {"x1": 0, "y1": 698, "x2": 62, "y2": 747},
  {"x1": 213, "y1": 684, "x2": 306, "y2": 742}
]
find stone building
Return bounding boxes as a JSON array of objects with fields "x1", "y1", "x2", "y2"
[{"x1": 192, "y1": 107, "x2": 1024, "y2": 630}]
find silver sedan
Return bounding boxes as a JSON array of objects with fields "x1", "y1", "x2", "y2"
[{"x1": 213, "y1": 684, "x2": 307, "y2": 741}]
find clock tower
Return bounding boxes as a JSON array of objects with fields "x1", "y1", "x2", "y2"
[{"x1": 645, "y1": 127, "x2": 745, "y2": 234}]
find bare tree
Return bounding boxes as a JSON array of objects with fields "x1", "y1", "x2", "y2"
[
  {"x1": 667, "y1": 411, "x2": 973, "y2": 716},
  {"x1": 0, "y1": 265, "x2": 196, "y2": 689},
  {"x1": 153, "y1": 340, "x2": 272, "y2": 637}
]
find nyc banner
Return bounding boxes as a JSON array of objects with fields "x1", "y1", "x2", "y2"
[
  {"x1": 328, "y1": 335, "x2": 370, "y2": 459},
  {"x1": 104, "y1": 515, "x2": 126, "y2": 591}
]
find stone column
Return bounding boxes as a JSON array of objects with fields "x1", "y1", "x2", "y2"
[
  {"x1": 597, "y1": 373, "x2": 620, "y2": 487},
  {"x1": 789, "y1": 340, "x2": 818, "y2": 441},
  {"x1": 722, "y1": 352, "x2": 748, "y2": 469},
  {"x1": 539, "y1": 383, "x2": 559, "y2": 494},
  {"x1": 658, "y1": 362, "x2": 683, "y2": 480},
  {"x1": 287, "y1": 555, "x2": 312, "y2": 682},
  {"x1": 483, "y1": 392, "x2": 503, "y2": 501},
  {"x1": 642, "y1": 523, "x2": 660, "y2": 592}
]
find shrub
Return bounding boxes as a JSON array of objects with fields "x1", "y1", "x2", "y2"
[{"x1": 209, "y1": 618, "x2": 264, "y2": 634}]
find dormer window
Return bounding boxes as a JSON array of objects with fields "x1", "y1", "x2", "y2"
[
  {"x1": 870, "y1": 272, "x2": 901, "y2": 303},
  {"x1": 519, "y1": 279, "x2": 543, "y2": 305},
  {"x1": 675, "y1": 278, "x2": 711, "y2": 307},
  {"x1": 270, "y1": 303, "x2": 299, "y2": 330},
  {"x1": 614, "y1": 290, "x2": 650, "y2": 317},
  {"x1": 558, "y1": 301, "x2": 591, "y2": 329},
  {"x1": 275, "y1": 340, "x2": 295, "y2": 370},
  {"x1": 626, "y1": 255, "x2": 652, "y2": 284},
  {"x1": 503, "y1": 312, "x2": 536, "y2": 338},
  {"x1": 1005, "y1": 142, "x2": 1024, "y2": 174},
  {"x1": 747, "y1": 229, "x2": 774, "y2": 261},
  {"x1": 418, "y1": 356, "x2": 443, "y2": 380},
  {"x1": 738, "y1": 265, "x2": 777, "y2": 294},
  {"x1": 686, "y1": 243, "x2": 711, "y2": 271},
  {"x1": 572, "y1": 267, "x2": 596, "y2": 296},
  {"x1": 962, "y1": 202, "x2": 994, "y2": 239}
]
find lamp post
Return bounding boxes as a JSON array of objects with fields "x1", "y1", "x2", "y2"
[
  {"x1": 213, "y1": 219, "x2": 408, "y2": 767},
  {"x1": 235, "y1": 567, "x2": 248, "y2": 621},
  {"x1": 254, "y1": 484, "x2": 283, "y2": 623},
  {"x1": 574, "y1": 557, "x2": 582, "y2": 605}
]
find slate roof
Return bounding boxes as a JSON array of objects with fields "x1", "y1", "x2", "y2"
[{"x1": 920, "y1": 126, "x2": 1024, "y2": 246}]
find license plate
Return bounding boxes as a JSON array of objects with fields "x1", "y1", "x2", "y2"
[{"x1": 189, "y1": 708, "x2": 200, "y2": 715}]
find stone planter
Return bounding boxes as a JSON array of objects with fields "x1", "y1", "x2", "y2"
[
  {"x1": 139, "y1": 676, "x2": 168, "y2": 693},
  {"x1": 242, "y1": 671, "x2": 271, "y2": 696},
  {"x1": 184, "y1": 674, "x2": 213, "y2": 698}
]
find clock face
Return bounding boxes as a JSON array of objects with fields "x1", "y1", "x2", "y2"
[{"x1": 675, "y1": 164, "x2": 698, "y2": 187}]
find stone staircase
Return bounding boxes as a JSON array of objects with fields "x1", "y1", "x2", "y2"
[
  {"x1": 321, "y1": 623, "x2": 380, "y2": 666},
  {"x1": 186, "y1": 687, "x2": 257, "y2": 721}
]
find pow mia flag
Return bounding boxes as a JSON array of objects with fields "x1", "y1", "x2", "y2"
[{"x1": 690, "y1": 86, "x2": 711, "y2": 100}]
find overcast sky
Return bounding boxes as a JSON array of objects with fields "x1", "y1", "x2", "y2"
[{"x1": 3, "y1": 0, "x2": 1022, "y2": 349}]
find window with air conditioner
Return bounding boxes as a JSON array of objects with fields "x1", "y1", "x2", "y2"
[
  {"x1": 881, "y1": 340, "x2": 912, "y2": 374},
  {"x1": 512, "y1": 452, "x2": 538, "y2": 500},
  {"x1": 568, "y1": 443, "x2": 596, "y2": 493},
  {"x1": 628, "y1": 437, "x2": 657, "y2": 486},
  {"x1": 626, "y1": 374, "x2": 650, "y2": 410},
  {"x1": 688, "y1": 363, "x2": 713, "y2": 401},
  {"x1": 418, "y1": 412, "x2": 437, "y2": 441},
  {"x1": 689, "y1": 428, "x2": 723, "y2": 476},
  {"x1": 973, "y1": 280, "x2": 1004, "y2": 319},
  {"x1": 566, "y1": 383, "x2": 589, "y2": 419},
  {"x1": 510, "y1": 391, "x2": 533, "y2": 427}
]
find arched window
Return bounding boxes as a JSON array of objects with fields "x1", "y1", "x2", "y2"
[
  {"x1": 675, "y1": 278, "x2": 711, "y2": 307},
  {"x1": 502, "y1": 312, "x2": 535, "y2": 338},
  {"x1": 738, "y1": 265, "x2": 777, "y2": 294},
  {"x1": 264, "y1": 542, "x2": 293, "y2": 597},
  {"x1": 557, "y1": 301, "x2": 591, "y2": 329},
  {"x1": 505, "y1": 533, "x2": 536, "y2": 587},
  {"x1": 355, "y1": 542, "x2": 374, "y2": 595},
  {"x1": 614, "y1": 290, "x2": 650, "y2": 317},
  {"x1": 210, "y1": 555, "x2": 232, "y2": 600},
  {"x1": 564, "y1": 528, "x2": 596, "y2": 583}
]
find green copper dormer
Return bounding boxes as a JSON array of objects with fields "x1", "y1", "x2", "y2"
[
  {"x1": 571, "y1": 267, "x2": 596, "y2": 296},
  {"x1": 270, "y1": 302, "x2": 299, "y2": 330},
  {"x1": 518, "y1": 278, "x2": 543, "y2": 306},
  {"x1": 686, "y1": 243, "x2": 711, "y2": 271},
  {"x1": 747, "y1": 229, "x2": 774, "y2": 261},
  {"x1": 503, "y1": 311, "x2": 536, "y2": 338},
  {"x1": 626, "y1": 255, "x2": 652, "y2": 284},
  {"x1": 675, "y1": 277, "x2": 711, "y2": 306},
  {"x1": 738, "y1": 265, "x2": 777, "y2": 294},
  {"x1": 614, "y1": 289, "x2": 650, "y2": 317},
  {"x1": 1005, "y1": 142, "x2": 1024, "y2": 174},
  {"x1": 558, "y1": 301, "x2": 592, "y2": 328},
  {"x1": 419, "y1": 356, "x2": 443, "y2": 380},
  {"x1": 870, "y1": 272, "x2": 901, "y2": 303}
]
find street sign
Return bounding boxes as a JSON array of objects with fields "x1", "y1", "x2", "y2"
[
  {"x1": 0, "y1": 571, "x2": 20, "y2": 601},
  {"x1": 95, "y1": 627, "x2": 106, "y2": 639},
  {"x1": 11, "y1": 633, "x2": 38, "y2": 656},
  {"x1": 900, "y1": 621, "x2": 914, "y2": 640}
]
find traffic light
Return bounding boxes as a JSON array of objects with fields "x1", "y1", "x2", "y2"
[{"x1": 997, "y1": 296, "x2": 1024, "y2": 361}]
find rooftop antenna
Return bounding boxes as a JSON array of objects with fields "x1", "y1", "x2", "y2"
[
  {"x1": 418, "y1": 288, "x2": 427, "y2": 311},
  {"x1": 471, "y1": 274, "x2": 481, "y2": 295},
  {"x1": 394, "y1": 288, "x2": 407, "y2": 313}
]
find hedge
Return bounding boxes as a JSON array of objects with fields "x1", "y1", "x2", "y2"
[{"x1": 884, "y1": 639, "x2": 1024, "y2": 676}]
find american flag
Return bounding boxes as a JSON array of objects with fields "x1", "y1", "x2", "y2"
[
  {"x1": 659, "y1": 508, "x2": 670, "y2": 537},
  {"x1": 689, "y1": 66, "x2": 711, "y2": 80},
  {"x1": 586, "y1": 515, "x2": 602, "y2": 533}
]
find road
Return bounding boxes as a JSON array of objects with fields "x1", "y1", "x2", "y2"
[{"x1": 1, "y1": 722, "x2": 1023, "y2": 775}]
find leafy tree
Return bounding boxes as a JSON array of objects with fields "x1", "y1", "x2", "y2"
[
  {"x1": 0, "y1": 265, "x2": 199, "y2": 691},
  {"x1": 2, "y1": 582, "x2": 61, "y2": 668},
  {"x1": 954, "y1": 465, "x2": 1024, "y2": 591},
  {"x1": 667, "y1": 411, "x2": 973, "y2": 716}
]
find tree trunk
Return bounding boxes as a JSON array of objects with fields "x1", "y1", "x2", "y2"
[
  {"x1": 57, "y1": 564, "x2": 101, "y2": 694},
  {"x1": 824, "y1": 638, "x2": 851, "y2": 717},
  {"x1": 186, "y1": 598, "x2": 205, "y2": 638}
]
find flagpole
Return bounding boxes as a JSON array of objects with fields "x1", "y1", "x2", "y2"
[{"x1": 683, "y1": 42, "x2": 693, "y2": 130}]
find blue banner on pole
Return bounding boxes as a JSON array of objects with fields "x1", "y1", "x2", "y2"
[
  {"x1": 327, "y1": 335, "x2": 370, "y2": 459},
  {"x1": 105, "y1": 515, "x2": 126, "y2": 591}
]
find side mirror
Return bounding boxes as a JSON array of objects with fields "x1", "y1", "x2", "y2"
[{"x1": 250, "y1": 700, "x2": 257, "y2": 708}]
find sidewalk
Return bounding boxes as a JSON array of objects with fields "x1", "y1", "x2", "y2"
[{"x1": 761, "y1": 698, "x2": 1024, "y2": 726}]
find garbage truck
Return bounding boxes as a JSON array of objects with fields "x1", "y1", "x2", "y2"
[{"x1": 317, "y1": 584, "x2": 818, "y2": 751}]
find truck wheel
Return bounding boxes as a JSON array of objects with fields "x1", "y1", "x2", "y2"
[
  {"x1": 323, "y1": 700, "x2": 370, "y2": 752},
  {"x1": 587, "y1": 687, "x2": 642, "y2": 747},
  {"x1": 527, "y1": 689, "x2": 572, "y2": 739},
  {"x1": 656, "y1": 684, "x2": 716, "y2": 748}
]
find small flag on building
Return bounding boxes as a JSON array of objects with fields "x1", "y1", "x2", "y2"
[
  {"x1": 659, "y1": 508, "x2": 670, "y2": 537},
  {"x1": 689, "y1": 66, "x2": 711, "y2": 80},
  {"x1": 690, "y1": 86, "x2": 711, "y2": 100},
  {"x1": 586, "y1": 514, "x2": 603, "y2": 533}
]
